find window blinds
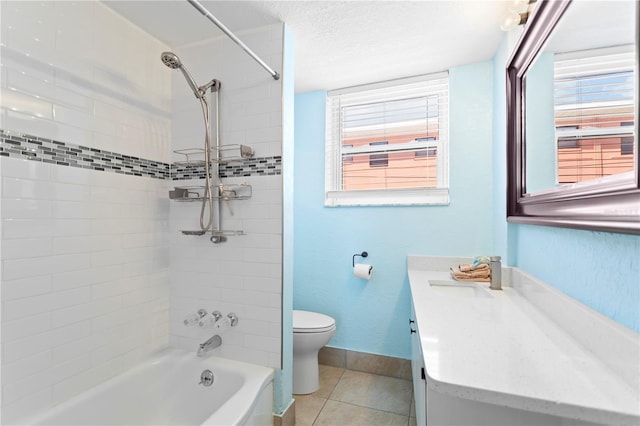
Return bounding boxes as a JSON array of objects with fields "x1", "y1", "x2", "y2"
[
  {"x1": 554, "y1": 47, "x2": 636, "y2": 183},
  {"x1": 326, "y1": 73, "x2": 449, "y2": 191}
]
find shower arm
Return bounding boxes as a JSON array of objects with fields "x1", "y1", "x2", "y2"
[{"x1": 186, "y1": 0, "x2": 280, "y2": 81}]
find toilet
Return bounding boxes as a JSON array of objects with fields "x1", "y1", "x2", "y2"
[{"x1": 292, "y1": 310, "x2": 336, "y2": 394}]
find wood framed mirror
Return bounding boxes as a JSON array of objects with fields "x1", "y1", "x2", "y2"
[{"x1": 505, "y1": 0, "x2": 639, "y2": 234}]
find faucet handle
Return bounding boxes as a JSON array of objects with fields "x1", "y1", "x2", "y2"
[
  {"x1": 184, "y1": 309, "x2": 208, "y2": 326},
  {"x1": 211, "y1": 310, "x2": 223, "y2": 322},
  {"x1": 227, "y1": 313, "x2": 238, "y2": 327}
]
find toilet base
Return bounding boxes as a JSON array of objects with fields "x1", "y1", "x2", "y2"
[{"x1": 292, "y1": 350, "x2": 320, "y2": 394}]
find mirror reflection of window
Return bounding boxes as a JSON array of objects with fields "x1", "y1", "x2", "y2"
[
  {"x1": 523, "y1": 0, "x2": 636, "y2": 196},
  {"x1": 553, "y1": 48, "x2": 635, "y2": 184}
]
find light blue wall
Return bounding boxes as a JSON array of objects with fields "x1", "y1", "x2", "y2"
[
  {"x1": 293, "y1": 61, "x2": 495, "y2": 359},
  {"x1": 513, "y1": 225, "x2": 640, "y2": 331},
  {"x1": 492, "y1": 32, "x2": 640, "y2": 333}
]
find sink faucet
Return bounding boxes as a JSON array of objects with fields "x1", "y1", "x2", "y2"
[
  {"x1": 490, "y1": 256, "x2": 502, "y2": 290},
  {"x1": 197, "y1": 334, "x2": 222, "y2": 357}
]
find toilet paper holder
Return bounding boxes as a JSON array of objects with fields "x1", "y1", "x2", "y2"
[{"x1": 352, "y1": 251, "x2": 368, "y2": 267}]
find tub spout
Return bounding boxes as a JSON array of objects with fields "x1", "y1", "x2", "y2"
[{"x1": 197, "y1": 334, "x2": 222, "y2": 357}]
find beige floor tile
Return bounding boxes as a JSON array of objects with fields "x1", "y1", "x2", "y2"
[
  {"x1": 329, "y1": 370, "x2": 413, "y2": 416},
  {"x1": 314, "y1": 400, "x2": 409, "y2": 426},
  {"x1": 313, "y1": 365, "x2": 345, "y2": 398},
  {"x1": 294, "y1": 395, "x2": 327, "y2": 426}
]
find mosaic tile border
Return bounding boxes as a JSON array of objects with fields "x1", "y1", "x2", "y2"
[
  {"x1": 0, "y1": 130, "x2": 282, "y2": 180},
  {"x1": 172, "y1": 157, "x2": 282, "y2": 180},
  {"x1": 0, "y1": 129, "x2": 170, "y2": 180}
]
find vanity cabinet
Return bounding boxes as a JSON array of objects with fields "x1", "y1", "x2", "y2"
[
  {"x1": 407, "y1": 256, "x2": 629, "y2": 426},
  {"x1": 409, "y1": 303, "x2": 426, "y2": 426}
]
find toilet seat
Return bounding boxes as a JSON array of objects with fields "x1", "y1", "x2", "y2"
[{"x1": 293, "y1": 310, "x2": 336, "y2": 333}]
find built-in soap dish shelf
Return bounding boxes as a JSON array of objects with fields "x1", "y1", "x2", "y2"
[
  {"x1": 173, "y1": 144, "x2": 254, "y2": 167},
  {"x1": 169, "y1": 183, "x2": 252, "y2": 201}
]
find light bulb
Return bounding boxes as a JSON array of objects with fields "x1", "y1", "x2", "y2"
[
  {"x1": 512, "y1": 0, "x2": 530, "y2": 13},
  {"x1": 500, "y1": 10, "x2": 524, "y2": 31}
]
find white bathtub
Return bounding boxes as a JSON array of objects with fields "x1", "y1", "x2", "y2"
[{"x1": 22, "y1": 348, "x2": 274, "y2": 426}]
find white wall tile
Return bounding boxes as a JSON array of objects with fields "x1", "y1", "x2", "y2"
[
  {"x1": 1, "y1": 238, "x2": 53, "y2": 260},
  {"x1": 1, "y1": 313, "x2": 52, "y2": 343},
  {"x1": 1, "y1": 275, "x2": 52, "y2": 301},
  {"x1": 1, "y1": 351, "x2": 53, "y2": 386},
  {"x1": 1, "y1": 4, "x2": 171, "y2": 407}
]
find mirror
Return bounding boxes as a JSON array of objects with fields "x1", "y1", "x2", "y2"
[{"x1": 506, "y1": 0, "x2": 640, "y2": 234}]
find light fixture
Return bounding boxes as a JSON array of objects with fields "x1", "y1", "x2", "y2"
[{"x1": 500, "y1": 0, "x2": 537, "y2": 31}]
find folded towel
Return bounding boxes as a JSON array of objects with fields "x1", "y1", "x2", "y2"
[
  {"x1": 450, "y1": 267, "x2": 490, "y2": 282},
  {"x1": 458, "y1": 263, "x2": 489, "y2": 272}
]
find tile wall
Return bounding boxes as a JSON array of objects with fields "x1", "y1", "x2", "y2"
[
  {"x1": 168, "y1": 24, "x2": 284, "y2": 369},
  {"x1": 0, "y1": 2, "x2": 285, "y2": 422},
  {"x1": 0, "y1": 1, "x2": 171, "y2": 422}
]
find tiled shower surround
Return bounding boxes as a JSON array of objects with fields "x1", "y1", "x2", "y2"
[{"x1": 0, "y1": 0, "x2": 285, "y2": 423}]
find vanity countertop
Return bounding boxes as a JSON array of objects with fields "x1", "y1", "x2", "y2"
[{"x1": 408, "y1": 256, "x2": 639, "y2": 426}]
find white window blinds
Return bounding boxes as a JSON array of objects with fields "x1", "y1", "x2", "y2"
[
  {"x1": 554, "y1": 46, "x2": 636, "y2": 184},
  {"x1": 325, "y1": 73, "x2": 449, "y2": 206}
]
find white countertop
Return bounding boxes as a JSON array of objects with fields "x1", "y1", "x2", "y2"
[{"x1": 408, "y1": 256, "x2": 640, "y2": 426}]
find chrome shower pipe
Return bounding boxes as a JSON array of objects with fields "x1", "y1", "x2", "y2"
[
  {"x1": 209, "y1": 86, "x2": 226, "y2": 244},
  {"x1": 186, "y1": 0, "x2": 280, "y2": 81}
]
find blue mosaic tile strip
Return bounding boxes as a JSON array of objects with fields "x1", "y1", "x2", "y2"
[{"x1": 0, "y1": 129, "x2": 282, "y2": 180}]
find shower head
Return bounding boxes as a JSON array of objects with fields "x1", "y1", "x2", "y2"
[
  {"x1": 161, "y1": 51, "x2": 182, "y2": 69},
  {"x1": 160, "y1": 51, "x2": 203, "y2": 99}
]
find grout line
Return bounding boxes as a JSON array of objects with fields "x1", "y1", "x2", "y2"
[
  {"x1": 318, "y1": 399, "x2": 411, "y2": 423},
  {"x1": 325, "y1": 368, "x2": 413, "y2": 417},
  {"x1": 311, "y1": 397, "x2": 328, "y2": 426}
]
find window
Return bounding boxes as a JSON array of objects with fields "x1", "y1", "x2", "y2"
[
  {"x1": 554, "y1": 48, "x2": 635, "y2": 184},
  {"x1": 621, "y1": 122, "x2": 634, "y2": 155},
  {"x1": 325, "y1": 73, "x2": 449, "y2": 206},
  {"x1": 369, "y1": 141, "x2": 389, "y2": 167},
  {"x1": 342, "y1": 144, "x2": 353, "y2": 163},
  {"x1": 415, "y1": 137, "x2": 437, "y2": 158}
]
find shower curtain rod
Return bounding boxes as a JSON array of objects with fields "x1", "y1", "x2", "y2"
[{"x1": 187, "y1": 0, "x2": 281, "y2": 81}]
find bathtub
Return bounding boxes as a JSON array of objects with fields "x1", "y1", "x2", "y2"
[{"x1": 22, "y1": 348, "x2": 274, "y2": 426}]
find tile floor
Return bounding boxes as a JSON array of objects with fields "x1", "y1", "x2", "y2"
[{"x1": 294, "y1": 365, "x2": 417, "y2": 426}]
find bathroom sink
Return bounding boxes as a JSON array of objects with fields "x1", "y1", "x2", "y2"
[{"x1": 428, "y1": 280, "x2": 493, "y2": 298}]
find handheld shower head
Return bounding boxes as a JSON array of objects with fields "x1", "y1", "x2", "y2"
[
  {"x1": 160, "y1": 51, "x2": 203, "y2": 99},
  {"x1": 161, "y1": 51, "x2": 182, "y2": 69}
]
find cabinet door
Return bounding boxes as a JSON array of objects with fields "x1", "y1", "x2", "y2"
[{"x1": 410, "y1": 303, "x2": 427, "y2": 426}]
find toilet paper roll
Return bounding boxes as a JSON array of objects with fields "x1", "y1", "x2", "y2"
[{"x1": 354, "y1": 263, "x2": 373, "y2": 280}]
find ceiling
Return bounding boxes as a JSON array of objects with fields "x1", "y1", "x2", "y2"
[{"x1": 104, "y1": 1, "x2": 512, "y2": 92}]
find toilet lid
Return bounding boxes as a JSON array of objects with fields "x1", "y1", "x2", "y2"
[{"x1": 293, "y1": 310, "x2": 336, "y2": 333}]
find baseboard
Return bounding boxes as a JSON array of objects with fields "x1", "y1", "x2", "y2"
[
  {"x1": 273, "y1": 398, "x2": 295, "y2": 426},
  {"x1": 319, "y1": 347, "x2": 411, "y2": 380}
]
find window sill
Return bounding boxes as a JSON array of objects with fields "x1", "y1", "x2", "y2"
[{"x1": 325, "y1": 188, "x2": 449, "y2": 207}]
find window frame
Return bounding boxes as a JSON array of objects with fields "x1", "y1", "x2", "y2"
[{"x1": 325, "y1": 73, "x2": 450, "y2": 207}]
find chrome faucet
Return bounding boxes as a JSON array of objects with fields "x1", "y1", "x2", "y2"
[
  {"x1": 197, "y1": 334, "x2": 222, "y2": 357},
  {"x1": 489, "y1": 256, "x2": 502, "y2": 290}
]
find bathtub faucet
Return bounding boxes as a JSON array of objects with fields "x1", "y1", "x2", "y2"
[{"x1": 197, "y1": 334, "x2": 222, "y2": 357}]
